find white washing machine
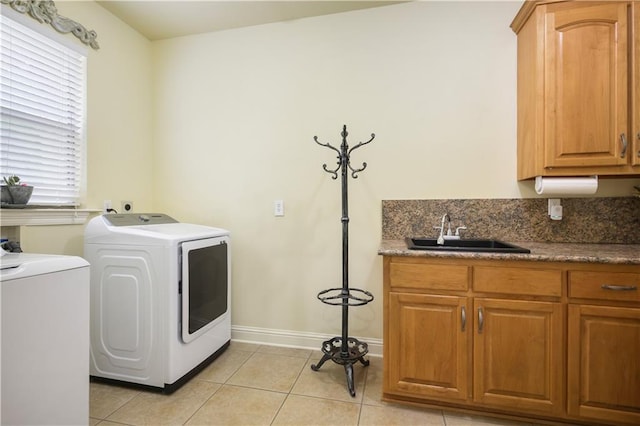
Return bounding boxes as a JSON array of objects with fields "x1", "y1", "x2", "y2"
[
  {"x1": 84, "y1": 213, "x2": 230, "y2": 393},
  {"x1": 1, "y1": 251, "x2": 90, "y2": 425}
]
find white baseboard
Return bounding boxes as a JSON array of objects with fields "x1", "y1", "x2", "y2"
[{"x1": 231, "y1": 325, "x2": 383, "y2": 357}]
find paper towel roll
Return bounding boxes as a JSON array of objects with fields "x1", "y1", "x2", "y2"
[{"x1": 535, "y1": 176, "x2": 598, "y2": 195}]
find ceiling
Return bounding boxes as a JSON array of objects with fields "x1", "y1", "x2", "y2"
[{"x1": 96, "y1": 1, "x2": 406, "y2": 41}]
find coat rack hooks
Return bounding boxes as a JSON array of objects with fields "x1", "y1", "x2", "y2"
[
  {"x1": 313, "y1": 126, "x2": 375, "y2": 180},
  {"x1": 310, "y1": 124, "x2": 376, "y2": 397}
]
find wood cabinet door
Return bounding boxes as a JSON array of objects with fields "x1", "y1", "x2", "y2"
[
  {"x1": 634, "y1": 1, "x2": 640, "y2": 167},
  {"x1": 544, "y1": 2, "x2": 629, "y2": 168},
  {"x1": 473, "y1": 298, "x2": 564, "y2": 416},
  {"x1": 386, "y1": 292, "x2": 469, "y2": 403},
  {"x1": 567, "y1": 304, "x2": 640, "y2": 425}
]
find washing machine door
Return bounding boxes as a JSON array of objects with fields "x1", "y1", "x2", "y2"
[{"x1": 180, "y1": 236, "x2": 229, "y2": 343}]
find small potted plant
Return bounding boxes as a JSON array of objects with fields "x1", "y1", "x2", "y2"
[{"x1": 1, "y1": 175, "x2": 34, "y2": 206}]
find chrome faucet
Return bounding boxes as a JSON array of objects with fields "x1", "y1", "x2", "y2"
[
  {"x1": 435, "y1": 213, "x2": 450, "y2": 245},
  {"x1": 433, "y1": 213, "x2": 467, "y2": 245}
]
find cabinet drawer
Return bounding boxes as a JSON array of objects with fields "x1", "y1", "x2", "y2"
[
  {"x1": 389, "y1": 261, "x2": 469, "y2": 291},
  {"x1": 474, "y1": 266, "x2": 562, "y2": 297},
  {"x1": 569, "y1": 271, "x2": 640, "y2": 302}
]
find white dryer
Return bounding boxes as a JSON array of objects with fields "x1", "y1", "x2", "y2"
[{"x1": 84, "y1": 213, "x2": 230, "y2": 393}]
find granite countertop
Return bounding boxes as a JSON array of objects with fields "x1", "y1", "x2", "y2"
[{"x1": 379, "y1": 239, "x2": 640, "y2": 265}]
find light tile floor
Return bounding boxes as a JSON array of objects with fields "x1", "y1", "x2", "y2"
[{"x1": 89, "y1": 342, "x2": 545, "y2": 426}]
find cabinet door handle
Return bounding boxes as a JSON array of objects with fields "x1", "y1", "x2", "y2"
[
  {"x1": 601, "y1": 284, "x2": 637, "y2": 291},
  {"x1": 637, "y1": 132, "x2": 640, "y2": 157},
  {"x1": 620, "y1": 133, "x2": 628, "y2": 158},
  {"x1": 478, "y1": 307, "x2": 484, "y2": 334},
  {"x1": 461, "y1": 306, "x2": 466, "y2": 332}
]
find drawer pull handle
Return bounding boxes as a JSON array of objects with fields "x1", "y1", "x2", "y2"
[
  {"x1": 601, "y1": 284, "x2": 637, "y2": 291},
  {"x1": 478, "y1": 307, "x2": 484, "y2": 334},
  {"x1": 461, "y1": 307, "x2": 466, "y2": 332},
  {"x1": 620, "y1": 133, "x2": 628, "y2": 158}
]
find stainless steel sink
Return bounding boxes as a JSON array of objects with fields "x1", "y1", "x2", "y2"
[{"x1": 405, "y1": 238, "x2": 530, "y2": 253}]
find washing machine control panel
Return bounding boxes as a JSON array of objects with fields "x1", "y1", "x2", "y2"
[{"x1": 102, "y1": 213, "x2": 179, "y2": 226}]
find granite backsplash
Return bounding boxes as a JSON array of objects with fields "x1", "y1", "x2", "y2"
[{"x1": 382, "y1": 197, "x2": 640, "y2": 244}]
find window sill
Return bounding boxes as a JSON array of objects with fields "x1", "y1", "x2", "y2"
[{"x1": 0, "y1": 208, "x2": 100, "y2": 226}]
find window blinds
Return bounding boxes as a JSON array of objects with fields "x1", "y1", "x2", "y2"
[{"x1": 0, "y1": 13, "x2": 86, "y2": 206}]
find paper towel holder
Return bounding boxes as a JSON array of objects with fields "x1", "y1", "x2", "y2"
[
  {"x1": 535, "y1": 175, "x2": 598, "y2": 195},
  {"x1": 548, "y1": 199, "x2": 563, "y2": 220}
]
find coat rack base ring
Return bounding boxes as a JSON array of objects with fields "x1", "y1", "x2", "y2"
[
  {"x1": 310, "y1": 336, "x2": 370, "y2": 397},
  {"x1": 317, "y1": 287, "x2": 374, "y2": 307}
]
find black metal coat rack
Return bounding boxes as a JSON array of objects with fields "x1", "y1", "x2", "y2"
[{"x1": 310, "y1": 124, "x2": 375, "y2": 397}]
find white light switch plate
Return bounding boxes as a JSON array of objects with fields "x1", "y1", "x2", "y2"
[{"x1": 274, "y1": 200, "x2": 284, "y2": 216}]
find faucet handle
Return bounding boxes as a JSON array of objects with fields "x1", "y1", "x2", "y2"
[{"x1": 455, "y1": 226, "x2": 467, "y2": 236}]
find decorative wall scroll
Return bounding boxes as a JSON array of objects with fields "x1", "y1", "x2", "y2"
[{"x1": 1, "y1": 0, "x2": 99, "y2": 49}]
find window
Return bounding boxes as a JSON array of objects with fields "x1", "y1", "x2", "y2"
[{"x1": 0, "y1": 12, "x2": 87, "y2": 206}]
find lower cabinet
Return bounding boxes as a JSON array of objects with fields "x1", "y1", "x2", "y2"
[
  {"x1": 387, "y1": 293, "x2": 469, "y2": 403},
  {"x1": 473, "y1": 298, "x2": 563, "y2": 416},
  {"x1": 566, "y1": 268, "x2": 640, "y2": 425},
  {"x1": 383, "y1": 256, "x2": 640, "y2": 425},
  {"x1": 568, "y1": 304, "x2": 640, "y2": 425}
]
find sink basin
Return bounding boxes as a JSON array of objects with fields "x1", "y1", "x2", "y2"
[{"x1": 406, "y1": 238, "x2": 530, "y2": 254}]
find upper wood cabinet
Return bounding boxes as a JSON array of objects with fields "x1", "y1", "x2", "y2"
[
  {"x1": 511, "y1": 1, "x2": 640, "y2": 179},
  {"x1": 634, "y1": 2, "x2": 640, "y2": 167}
]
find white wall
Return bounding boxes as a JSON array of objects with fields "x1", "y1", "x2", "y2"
[
  {"x1": 18, "y1": 1, "x2": 640, "y2": 344},
  {"x1": 19, "y1": 0, "x2": 153, "y2": 256},
  {"x1": 150, "y1": 1, "x2": 640, "y2": 342}
]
